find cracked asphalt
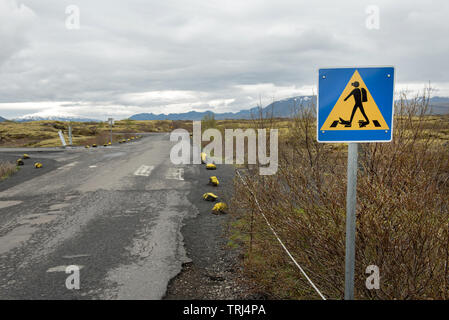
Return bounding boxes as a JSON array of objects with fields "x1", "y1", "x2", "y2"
[{"x1": 0, "y1": 133, "x2": 237, "y2": 300}]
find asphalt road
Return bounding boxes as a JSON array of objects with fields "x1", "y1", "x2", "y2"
[{"x1": 0, "y1": 133, "x2": 233, "y2": 299}]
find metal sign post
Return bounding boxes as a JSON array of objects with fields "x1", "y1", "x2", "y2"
[
  {"x1": 344, "y1": 142, "x2": 358, "y2": 300},
  {"x1": 108, "y1": 118, "x2": 113, "y2": 144},
  {"x1": 68, "y1": 125, "x2": 73, "y2": 146},
  {"x1": 317, "y1": 66, "x2": 395, "y2": 300}
]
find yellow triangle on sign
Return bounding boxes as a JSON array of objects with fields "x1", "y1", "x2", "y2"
[{"x1": 320, "y1": 70, "x2": 389, "y2": 131}]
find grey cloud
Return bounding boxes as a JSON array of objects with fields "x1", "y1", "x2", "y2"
[
  {"x1": 0, "y1": 0, "x2": 35, "y2": 66},
  {"x1": 0, "y1": 0, "x2": 448, "y2": 119}
]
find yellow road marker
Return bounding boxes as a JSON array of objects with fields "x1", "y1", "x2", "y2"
[
  {"x1": 206, "y1": 163, "x2": 216, "y2": 170},
  {"x1": 203, "y1": 193, "x2": 218, "y2": 201},
  {"x1": 212, "y1": 202, "x2": 227, "y2": 214},
  {"x1": 209, "y1": 176, "x2": 219, "y2": 186}
]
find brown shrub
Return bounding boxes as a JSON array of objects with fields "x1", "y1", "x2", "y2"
[
  {"x1": 230, "y1": 90, "x2": 449, "y2": 300},
  {"x1": 0, "y1": 161, "x2": 17, "y2": 180}
]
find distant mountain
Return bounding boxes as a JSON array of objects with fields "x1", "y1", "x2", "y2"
[
  {"x1": 259, "y1": 96, "x2": 316, "y2": 118},
  {"x1": 397, "y1": 96, "x2": 449, "y2": 114},
  {"x1": 429, "y1": 96, "x2": 449, "y2": 114},
  {"x1": 6, "y1": 94, "x2": 447, "y2": 123},
  {"x1": 130, "y1": 110, "x2": 221, "y2": 121},
  {"x1": 13, "y1": 115, "x2": 99, "y2": 123},
  {"x1": 129, "y1": 94, "x2": 449, "y2": 121},
  {"x1": 130, "y1": 96, "x2": 316, "y2": 120}
]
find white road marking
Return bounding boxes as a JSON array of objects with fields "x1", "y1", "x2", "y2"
[
  {"x1": 166, "y1": 167, "x2": 184, "y2": 180},
  {"x1": 89, "y1": 165, "x2": 97, "y2": 168},
  {"x1": 46, "y1": 265, "x2": 84, "y2": 273},
  {"x1": 134, "y1": 165, "x2": 154, "y2": 177},
  {"x1": 58, "y1": 161, "x2": 78, "y2": 170},
  {"x1": 62, "y1": 254, "x2": 91, "y2": 259},
  {"x1": 65, "y1": 162, "x2": 77, "y2": 167}
]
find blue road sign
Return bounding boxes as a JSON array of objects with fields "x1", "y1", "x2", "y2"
[{"x1": 317, "y1": 66, "x2": 395, "y2": 143}]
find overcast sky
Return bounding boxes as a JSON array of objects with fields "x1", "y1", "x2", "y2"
[{"x1": 0, "y1": 0, "x2": 448, "y2": 120}]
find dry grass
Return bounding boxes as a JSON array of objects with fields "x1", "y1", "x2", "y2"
[
  {"x1": 0, "y1": 161, "x2": 17, "y2": 180},
  {"x1": 229, "y1": 93, "x2": 449, "y2": 300},
  {"x1": 0, "y1": 119, "x2": 178, "y2": 147}
]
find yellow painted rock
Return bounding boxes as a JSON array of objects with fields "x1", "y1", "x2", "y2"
[
  {"x1": 92, "y1": 144, "x2": 97, "y2": 148},
  {"x1": 212, "y1": 202, "x2": 227, "y2": 214},
  {"x1": 206, "y1": 163, "x2": 216, "y2": 170},
  {"x1": 23, "y1": 154, "x2": 30, "y2": 159},
  {"x1": 17, "y1": 158, "x2": 24, "y2": 166},
  {"x1": 34, "y1": 162, "x2": 43, "y2": 168},
  {"x1": 203, "y1": 192, "x2": 218, "y2": 201},
  {"x1": 85, "y1": 145, "x2": 90, "y2": 148},
  {"x1": 209, "y1": 176, "x2": 219, "y2": 186}
]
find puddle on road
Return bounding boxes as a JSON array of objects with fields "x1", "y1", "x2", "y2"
[
  {"x1": 62, "y1": 254, "x2": 91, "y2": 259},
  {"x1": 101, "y1": 152, "x2": 125, "y2": 159},
  {"x1": 19, "y1": 213, "x2": 57, "y2": 225},
  {"x1": 46, "y1": 265, "x2": 84, "y2": 273},
  {"x1": 0, "y1": 225, "x2": 36, "y2": 255},
  {"x1": 0, "y1": 201, "x2": 23, "y2": 210},
  {"x1": 49, "y1": 203, "x2": 70, "y2": 211},
  {"x1": 0, "y1": 206, "x2": 67, "y2": 255}
]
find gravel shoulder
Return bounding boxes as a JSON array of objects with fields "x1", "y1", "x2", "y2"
[{"x1": 164, "y1": 162, "x2": 253, "y2": 300}]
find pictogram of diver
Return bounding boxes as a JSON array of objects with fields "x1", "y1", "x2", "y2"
[{"x1": 339, "y1": 81, "x2": 370, "y2": 128}]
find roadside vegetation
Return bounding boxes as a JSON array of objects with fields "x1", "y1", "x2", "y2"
[
  {"x1": 0, "y1": 120, "x2": 176, "y2": 147},
  {"x1": 228, "y1": 91, "x2": 449, "y2": 299},
  {"x1": 0, "y1": 95, "x2": 448, "y2": 299},
  {"x1": 0, "y1": 115, "x2": 296, "y2": 149},
  {"x1": 0, "y1": 161, "x2": 18, "y2": 181}
]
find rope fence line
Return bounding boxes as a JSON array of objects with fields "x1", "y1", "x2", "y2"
[{"x1": 236, "y1": 170, "x2": 327, "y2": 300}]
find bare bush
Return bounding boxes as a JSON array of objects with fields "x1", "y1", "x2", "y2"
[
  {"x1": 230, "y1": 89, "x2": 449, "y2": 299},
  {"x1": 0, "y1": 161, "x2": 17, "y2": 180}
]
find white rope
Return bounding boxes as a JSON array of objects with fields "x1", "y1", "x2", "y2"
[{"x1": 236, "y1": 170, "x2": 327, "y2": 300}]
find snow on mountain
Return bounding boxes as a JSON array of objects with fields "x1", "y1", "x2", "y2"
[
  {"x1": 13, "y1": 115, "x2": 99, "y2": 122},
  {"x1": 6, "y1": 95, "x2": 447, "y2": 123}
]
